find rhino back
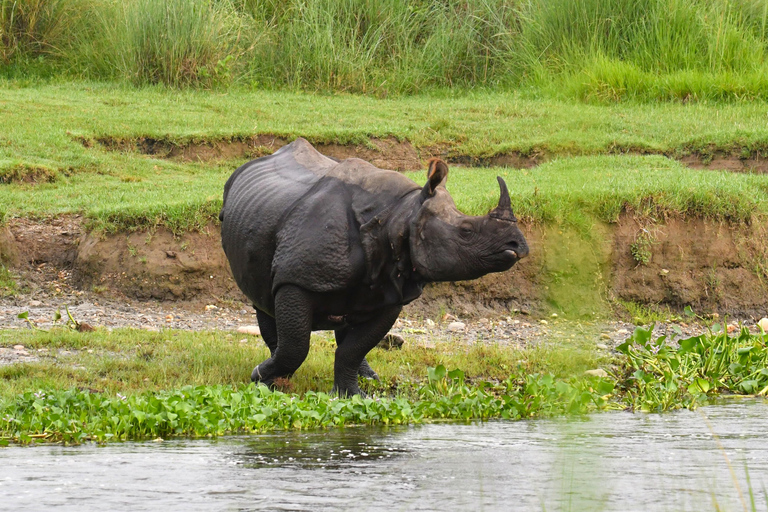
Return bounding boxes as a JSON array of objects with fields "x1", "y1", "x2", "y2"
[
  {"x1": 221, "y1": 138, "x2": 424, "y2": 315},
  {"x1": 221, "y1": 143, "x2": 325, "y2": 311}
]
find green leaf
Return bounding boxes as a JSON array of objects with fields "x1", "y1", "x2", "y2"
[
  {"x1": 740, "y1": 379, "x2": 759, "y2": 394},
  {"x1": 597, "y1": 379, "x2": 615, "y2": 395},
  {"x1": 694, "y1": 378, "x2": 711, "y2": 393},
  {"x1": 447, "y1": 368, "x2": 465, "y2": 382},
  {"x1": 679, "y1": 336, "x2": 701, "y2": 354},
  {"x1": 684, "y1": 305, "x2": 695, "y2": 317},
  {"x1": 427, "y1": 365, "x2": 446, "y2": 382},
  {"x1": 631, "y1": 325, "x2": 653, "y2": 346},
  {"x1": 615, "y1": 340, "x2": 632, "y2": 355},
  {"x1": 17, "y1": 311, "x2": 28, "y2": 320}
]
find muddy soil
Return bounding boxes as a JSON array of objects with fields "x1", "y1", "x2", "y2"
[
  {"x1": 84, "y1": 134, "x2": 768, "y2": 173},
  {"x1": 613, "y1": 218, "x2": 768, "y2": 317},
  {"x1": 1, "y1": 215, "x2": 767, "y2": 321},
  {"x1": 89, "y1": 135, "x2": 423, "y2": 172}
]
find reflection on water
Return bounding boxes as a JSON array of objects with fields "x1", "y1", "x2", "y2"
[
  {"x1": 237, "y1": 427, "x2": 412, "y2": 470},
  {"x1": 1, "y1": 401, "x2": 766, "y2": 512}
]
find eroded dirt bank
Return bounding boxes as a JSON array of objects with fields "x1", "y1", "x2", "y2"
[
  {"x1": 83, "y1": 135, "x2": 768, "y2": 173},
  {"x1": 1, "y1": 215, "x2": 767, "y2": 319}
]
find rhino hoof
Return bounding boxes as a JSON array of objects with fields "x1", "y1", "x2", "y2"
[
  {"x1": 332, "y1": 384, "x2": 364, "y2": 398},
  {"x1": 358, "y1": 363, "x2": 380, "y2": 380},
  {"x1": 251, "y1": 364, "x2": 273, "y2": 386}
]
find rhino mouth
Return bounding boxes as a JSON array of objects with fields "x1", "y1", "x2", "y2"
[{"x1": 496, "y1": 248, "x2": 526, "y2": 268}]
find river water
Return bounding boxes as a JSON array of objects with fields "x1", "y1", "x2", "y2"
[{"x1": 1, "y1": 400, "x2": 766, "y2": 512}]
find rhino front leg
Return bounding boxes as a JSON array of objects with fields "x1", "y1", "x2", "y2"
[
  {"x1": 333, "y1": 306, "x2": 402, "y2": 397},
  {"x1": 335, "y1": 327, "x2": 379, "y2": 380},
  {"x1": 251, "y1": 285, "x2": 312, "y2": 386}
]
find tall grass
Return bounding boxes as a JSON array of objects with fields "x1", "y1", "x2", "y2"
[
  {"x1": 520, "y1": 0, "x2": 768, "y2": 100},
  {"x1": 235, "y1": 0, "x2": 518, "y2": 92},
  {"x1": 71, "y1": 0, "x2": 248, "y2": 87},
  {"x1": 0, "y1": 0, "x2": 81, "y2": 63},
  {"x1": 5, "y1": 0, "x2": 768, "y2": 99}
]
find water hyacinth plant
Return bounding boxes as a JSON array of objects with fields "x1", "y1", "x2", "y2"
[
  {"x1": 0, "y1": 368, "x2": 617, "y2": 445},
  {"x1": 616, "y1": 318, "x2": 768, "y2": 412}
]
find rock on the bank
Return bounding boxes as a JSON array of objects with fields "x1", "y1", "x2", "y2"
[{"x1": 237, "y1": 325, "x2": 261, "y2": 336}]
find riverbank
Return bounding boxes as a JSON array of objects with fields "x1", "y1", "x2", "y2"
[{"x1": 1, "y1": 314, "x2": 766, "y2": 444}]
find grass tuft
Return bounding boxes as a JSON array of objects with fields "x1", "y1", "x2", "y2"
[
  {"x1": 0, "y1": 264, "x2": 15, "y2": 296},
  {"x1": 0, "y1": 161, "x2": 58, "y2": 184}
]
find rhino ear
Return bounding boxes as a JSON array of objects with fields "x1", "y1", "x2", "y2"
[{"x1": 422, "y1": 158, "x2": 448, "y2": 197}]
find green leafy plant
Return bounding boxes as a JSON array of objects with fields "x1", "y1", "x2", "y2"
[
  {"x1": 616, "y1": 321, "x2": 768, "y2": 412},
  {"x1": 630, "y1": 229, "x2": 655, "y2": 265},
  {"x1": 0, "y1": 365, "x2": 619, "y2": 444}
]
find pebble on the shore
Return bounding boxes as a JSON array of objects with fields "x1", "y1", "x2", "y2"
[
  {"x1": 447, "y1": 321, "x2": 466, "y2": 332},
  {"x1": 378, "y1": 333, "x2": 405, "y2": 350},
  {"x1": 584, "y1": 369, "x2": 608, "y2": 378},
  {"x1": 237, "y1": 325, "x2": 261, "y2": 336},
  {"x1": 758, "y1": 317, "x2": 768, "y2": 332}
]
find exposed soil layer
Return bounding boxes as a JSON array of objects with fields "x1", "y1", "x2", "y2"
[
  {"x1": 86, "y1": 135, "x2": 423, "y2": 172},
  {"x1": 82, "y1": 134, "x2": 768, "y2": 173},
  {"x1": 1, "y1": 216, "x2": 766, "y2": 319},
  {"x1": 612, "y1": 218, "x2": 768, "y2": 318}
]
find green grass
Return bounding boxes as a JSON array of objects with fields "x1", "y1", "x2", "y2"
[
  {"x1": 6, "y1": 0, "x2": 768, "y2": 100},
  {"x1": 70, "y1": 0, "x2": 245, "y2": 87},
  {"x1": 0, "y1": 327, "x2": 602, "y2": 399},
  {"x1": 0, "y1": 264, "x2": 15, "y2": 296},
  {"x1": 3, "y1": 84, "x2": 768, "y2": 231},
  {"x1": 616, "y1": 300, "x2": 682, "y2": 325}
]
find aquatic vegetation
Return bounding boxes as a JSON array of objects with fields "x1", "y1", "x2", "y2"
[
  {"x1": 617, "y1": 320, "x2": 768, "y2": 412},
  {"x1": 1, "y1": 321, "x2": 766, "y2": 445},
  {"x1": 0, "y1": 368, "x2": 616, "y2": 445}
]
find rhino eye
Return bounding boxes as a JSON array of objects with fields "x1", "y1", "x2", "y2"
[{"x1": 459, "y1": 223, "x2": 474, "y2": 237}]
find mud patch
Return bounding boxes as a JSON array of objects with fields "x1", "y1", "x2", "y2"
[
  {"x1": 2, "y1": 216, "x2": 83, "y2": 267},
  {"x1": 85, "y1": 135, "x2": 423, "y2": 171},
  {"x1": 73, "y1": 224, "x2": 238, "y2": 301},
  {"x1": 80, "y1": 134, "x2": 768, "y2": 173},
  {"x1": 2, "y1": 216, "x2": 768, "y2": 318},
  {"x1": 612, "y1": 217, "x2": 768, "y2": 318},
  {"x1": 315, "y1": 138, "x2": 421, "y2": 172},
  {"x1": 678, "y1": 152, "x2": 768, "y2": 173}
]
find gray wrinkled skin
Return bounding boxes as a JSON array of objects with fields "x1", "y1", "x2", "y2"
[{"x1": 220, "y1": 138, "x2": 528, "y2": 396}]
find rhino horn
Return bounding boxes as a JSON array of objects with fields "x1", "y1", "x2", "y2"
[{"x1": 489, "y1": 176, "x2": 517, "y2": 222}]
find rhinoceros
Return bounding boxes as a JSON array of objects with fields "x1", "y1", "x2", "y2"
[{"x1": 220, "y1": 138, "x2": 528, "y2": 396}]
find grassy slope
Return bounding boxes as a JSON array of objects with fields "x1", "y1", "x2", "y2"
[{"x1": 2, "y1": 83, "x2": 768, "y2": 229}]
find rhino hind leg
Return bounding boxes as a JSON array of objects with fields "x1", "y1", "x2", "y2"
[
  {"x1": 332, "y1": 306, "x2": 402, "y2": 397},
  {"x1": 251, "y1": 285, "x2": 312, "y2": 386},
  {"x1": 255, "y1": 308, "x2": 278, "y2": 356},
  {"x1": 335, "y1": 327, "x2": 379, "y2": 380}
]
